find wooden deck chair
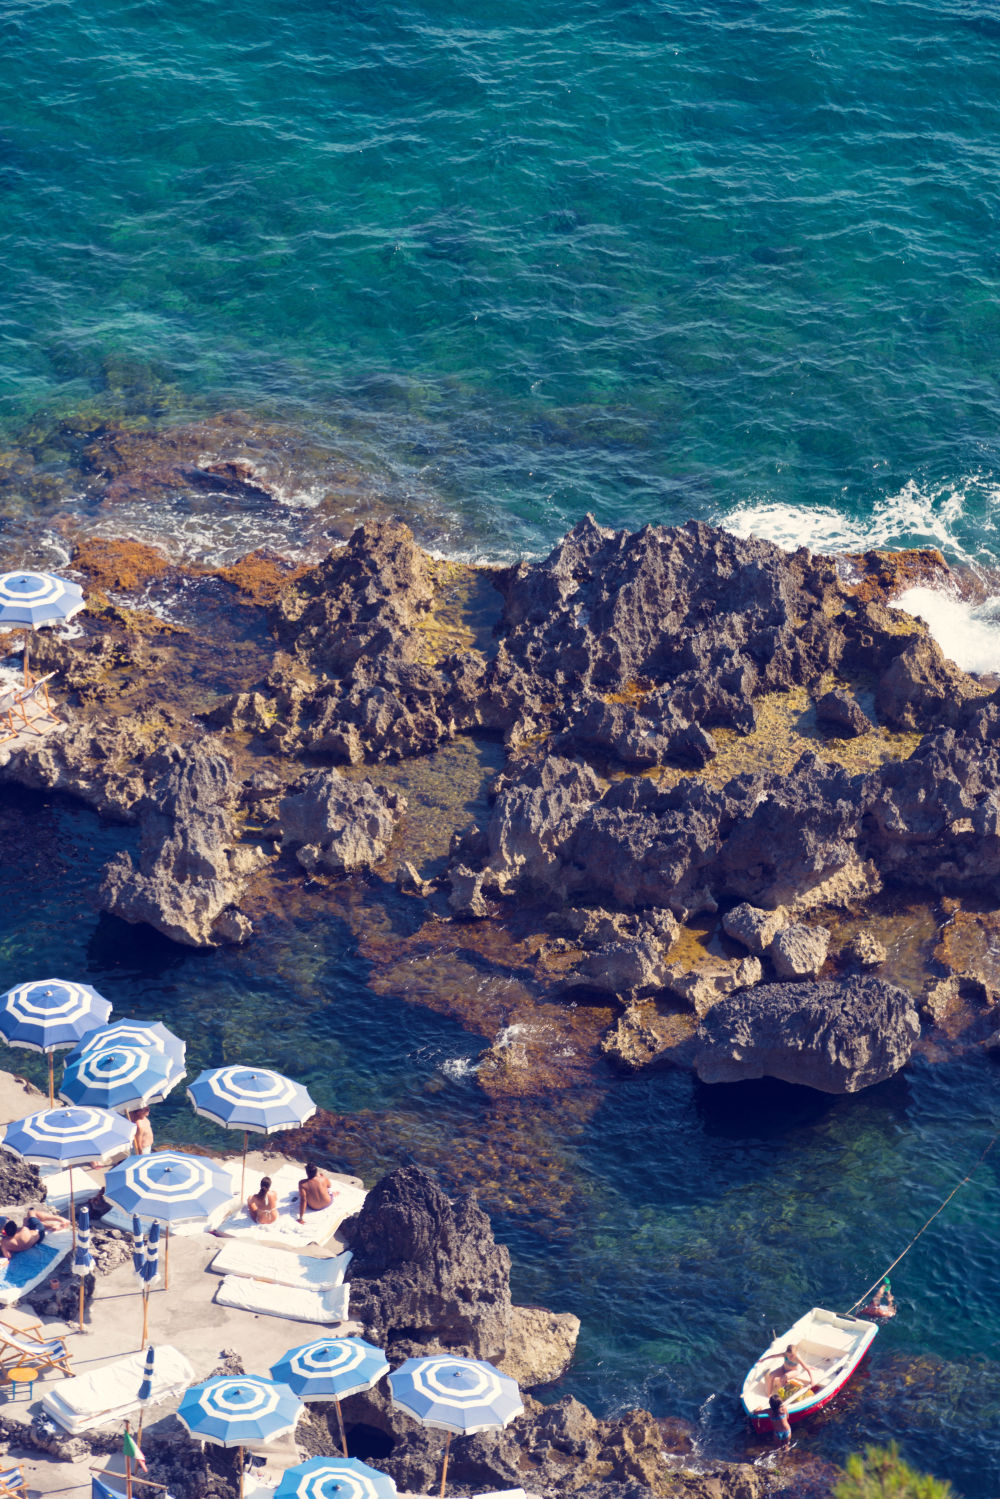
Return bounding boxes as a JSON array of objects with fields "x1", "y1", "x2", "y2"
[
  {"x1": 0, "y1": 1464, "x2": 27, "y2": 1499},
  {"x1": 7, "y1": 672, "x2": 60, "y2": 736},
  {"x1": 0, "y1": 684, "x2": 25, "y2": 745},
  {"x1": 0, "y1": 1315, "x2": 73, "y2": 1377}
]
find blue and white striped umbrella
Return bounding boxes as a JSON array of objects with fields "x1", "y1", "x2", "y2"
[
  {"x1": 177, "y1": 1375, "x2": 303, "y2": 1448},
  {"x1": 388, "y1": 1356, "x2": 524, "y2": 1437},
  {"x1": 271, "y1": 1338, "x2": 389, "y2": 1404},
  {"x1": 0, "y1": 979, "x2": 111, "y2": 1054},
  {"x1": 138, "y1": 1345, "x2": 155, "y2": 1407},
  {"x1": 60, "y1": 1043, "x2": 182, "y2": 1114},
  {"x1": 66, "y1": 1020, "x2": 186, "y2": 1074},
  {"x1": 274, "y1": 1456, "x2": 397, "y2": 1499},
  {"x1": 187, "y1": 1066, "x2": 317, "y2": 1136},
  {"x1": 0, "y1": 571, "x2": 84, "y2": 628},
  {"x1": 105, "y1": 1150, "x2": 235, "y2": 1227},
  {"x1": 143, "y1": 1220, "x2": 160, "y2": 1289},
  {"x1": 72, "y1": 1205, "x2": 93, "y2": 1278},
  {"x1": 2, "y1": 1106, "x2": 135, "y2": 1167},
  {"x1": 131, "y1": 1215, "x2": 145, "y2": 1280}
]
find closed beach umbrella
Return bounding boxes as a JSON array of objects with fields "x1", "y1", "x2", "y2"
[
  {"x1": 71, "y1": 1203, "x2": 93, "y2": 1333},
  {"x1": 275, "y1": 1456, "x2": 397, "y2": 1499},
  {"x1": 388, "y1": 1356, "x2": 523, "y2": 1498},
  {"x1": 271, "y1": 1337, "x2": 389, "y2": 1458},
  {"x1": 177, "y1": 1375, "x2": 303, "y2": 1499},
  {"x1": 60, "y1": 1043, "x2": 182, "y2": 1113},
  {"x1": 187, "y1": 1065, "x2": 316, "y2": 1199},
  {"x1": 0, "y1": 570, "x2": 85, "y2": 684},
  {"x1": 105, "y1": 1149, "x2": 235, "y2": 1292},
  {"x1": 130, "y1": 1215, "x2": 145, "y2": 1280},
  {"x1": 67, "y1": 1018, "x2": 186, "y2": 1073},
  {"x1": 2, "y1": 1104, "x2": 135, "y2": 1252},
  {"x1": 140, "y1": 1221, "x2": 160, "y2": 1348},
  {"x1": 136, "y1": 1344, "x2": 155, "y2": 1439},
  {"x1": 0, "y1": 978, "x2": 112, "y2": 1105}
]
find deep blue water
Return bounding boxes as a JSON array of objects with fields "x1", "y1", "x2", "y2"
[{"x1": 3, "y1": 1, "x2": 1000, "y2": 1490}]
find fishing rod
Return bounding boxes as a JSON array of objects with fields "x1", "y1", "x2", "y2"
[{"x1": 845, "y1": 1131, "x2": 999, "y2": 1317}]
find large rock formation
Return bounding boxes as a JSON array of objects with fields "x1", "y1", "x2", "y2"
[
  {"x1": 99, "y1": 741, "x2": 263, "y2": 946},
  {"x1": 275, "y1": 769, "x2": 405, "y2": 875},
  {"x1": 694, "y1": 977, "x2": 921, "y2": 1092}
]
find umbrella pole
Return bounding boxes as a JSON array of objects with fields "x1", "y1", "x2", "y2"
[
  {"x1": 439, "y1": 1432, "x2": 451, "y2": 1499},
  {"x1": 334, "y1": 1396, "x2": 349, "y2": 1457},
  {"x1": 78, "y1": 1277, "x2": 84, "y2": 1334},
  {"x1": 140, "y1": 1287, "x2": 148, "y2": 1351},
  {"x1": 164, "y1": 1225, "x2": 170, "y2": 1291},
  {"x1": 239, "y1": 1445, "x2": 245, "y2": 1499},
  {"x1": 47, "y1": 1050, "x2": 54, "y2": 1108},
  {"x1": 125, "y1": 1453, "x2": 132, "y2": 1499},
  {"x1": 23, "y1": 630, "x2": 29, "y2": 689},
  {"x1": 240, "y1": 1132, "x2": 248, "y2": 1204},
  {"x1": 69, "y1": 1166, "x2": 76, "y2": 1253}
]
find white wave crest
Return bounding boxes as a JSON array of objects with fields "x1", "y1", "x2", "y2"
[
  {"x1": 720, "y1": 477, "x2": 1000, "y2": 567},
  {"x1": 893, "y1": 585, "x2": 1000, "y2": 675}
]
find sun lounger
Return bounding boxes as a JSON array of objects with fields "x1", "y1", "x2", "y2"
[
  {"x1": 216, "y1": 1163, "x2": 366, "y2": 1247},
  {"x1": 38, "y1": 1167, "x2": 101, "y2": 1211},
  {"x1": 0, "y1": 1232, "x2": 71, "y2": 1306},
  {"x1": 39, "y1": 1344, "x2": 195, "y2": 1434},
  {"x1": 0, "y1": 1314, "x2": 73, "y2": 1376},
  {"x1": 214, "y1": 1274, "x2": 350, "y2": 1324},
  {"x1": 209, "y1": 1241, "x2": 352, "y2": 1290},
  {"x1": 0, "y1": 1466, "x2": 26, "y2": 1499}
]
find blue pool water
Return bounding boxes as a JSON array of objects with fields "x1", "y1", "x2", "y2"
[{"x1": 3, "y1": 0, "x2": 1000, "y2": 1489}]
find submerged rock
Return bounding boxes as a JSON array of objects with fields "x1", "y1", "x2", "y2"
[{"x1": 695, "y1": 977, "x2": 920, "y2": 1092}]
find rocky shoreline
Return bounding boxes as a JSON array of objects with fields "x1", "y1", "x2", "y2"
[{"x1": 0, "y1": 489, "x2": 994, "y2": 1496}]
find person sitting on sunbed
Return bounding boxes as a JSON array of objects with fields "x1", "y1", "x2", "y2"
[
  {"x1": 765, "y1": 1343, "x2": 813, "y2": 1398},
  {"x1": 297, "y1": 1162, "x2": 333, "y2": 1224},
  {"x1": 247, "y1": 1177, "x2": 278, "y2": 1226}
]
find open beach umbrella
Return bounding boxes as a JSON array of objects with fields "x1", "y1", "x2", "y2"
[
  {"x1": 0, "y1": 978, "x2": 112, "y2": 1105},
  {"x1": 2, "y1": 1105, "x2": 135, "y2": 1248},
  {"x1": 187, "y1": 1065, "x2": 317, "y2": 1199},
  {"x1": 70, "y1": 1203, "x2": 93, "y2": 1333},
  {"x1": 66, "y1": 1018, "x2": 186, "y2": 1074},
  {"x1": 60, "y1": 1042, "x2": 182, "y2": 1113},
  {"x1": 274, "y1": 1456, "x2": 397, "y2": 1499},
  {"x1": 0, "y1": 570, "x2": 85, "y2": 684},
  {"x1": 388, "y1": 1356, "x2": 523, "y2": 1498},
  {"x1": 104, "y1": 1150, "x2": 236, "y2": 1290},
  {"x1": 271, "y1": 1337, "x2": 390, "y2": 1457},
  {"x1": 177, "y1": 1374, "x2": 303, "y2": 1499}
]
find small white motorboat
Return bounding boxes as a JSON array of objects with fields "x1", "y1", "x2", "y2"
[{"x1": 741, "y1": 1306, "x2": 878, "y2": 1433}]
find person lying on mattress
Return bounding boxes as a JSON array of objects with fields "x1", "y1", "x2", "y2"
[
  {"x1": 0, "y1": 1206, "x2": 68, "y2": 1257},
  {"x1": 297, "y1": 1162, "x2": 333, "y2": 1224}
]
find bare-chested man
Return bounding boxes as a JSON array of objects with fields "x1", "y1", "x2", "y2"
[
  {"x1": 297, "y1": 1161, "x2": 333, "y2": 1224},
  {"x1": 129, "y1": 1107, "x2": 154, "y2": 1155}
]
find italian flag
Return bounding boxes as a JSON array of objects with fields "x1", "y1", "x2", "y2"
[{"x1": 123, "y1": 1430, "x2": 147, "y2": 1472}]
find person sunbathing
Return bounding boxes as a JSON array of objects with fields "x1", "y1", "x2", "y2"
[
  {"x1": 297, "y1": 1162, "x2": 333, "y2": 1224},
  {"x1": 765, "y1": 1343, "x2": 814, "y2": 1398},
  {"x1": 0, "y1": 1215, "x2": 47, "y2": 1258},
  {"x1": 247, "y1": 1177, "x2": 278, "y2": 1226}
]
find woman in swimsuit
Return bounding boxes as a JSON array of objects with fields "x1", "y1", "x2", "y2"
[
  {"x1": 247, "y1": 1176, "x2": 278, "y2": 1226},
  {"x1": 766, "y1": 1343, "x2": 814, "y2": 1398}
]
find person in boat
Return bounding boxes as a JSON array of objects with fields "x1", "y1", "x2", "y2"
[
  {"x1": 769, "y1": 1395, "x2": 791, "y2": 1445},
  {"x1": 860, "y1": 1280, "x2": 896, "y2": 1319},
  {"x1": 247, "y1": 1176, "x2": 278, "y2": 1225},
  {"x1": 297, "y1": 1161, "x2": 333, "y2": 1223},
  {"x1": 766, "y1": 1342, "x2": 814, "y2": 1397}
]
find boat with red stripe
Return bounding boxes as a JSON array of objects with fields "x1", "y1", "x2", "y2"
[{"x1": 741, "y1": 1306, "x2": 878, "y2": 1433}]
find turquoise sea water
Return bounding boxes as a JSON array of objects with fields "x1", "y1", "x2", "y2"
[{"x1": 3, "y1": 0, "x2": 1000, "y2": 1491}]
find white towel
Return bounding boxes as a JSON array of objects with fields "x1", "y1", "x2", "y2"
[
  {"x1": 39, "y1": 1344, "x2": 194, "y2": 1434},
  {"x1": 216, "y1": 1164, "x2": 366, "y2": 1246},
  {"x1": 209, "y1": 1241, "x2": 352, "y2": 1290},
  {"x1": 214, "y1": 1274, "x2": 350, "y2": 1325}
]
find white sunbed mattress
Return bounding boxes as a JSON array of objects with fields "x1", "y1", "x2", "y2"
[
  {"x1": 39, "y1": 1344, "x2": 195, "y2": 1434},
  {"x1": 209, "y1": 1241, "x2": 352, "y2": 1290},
  {"x1": 216, "y1": 1163, "x2": 366, "y2": 1247},
  {"x1": 214, "y1": 1274, "x2": 350, "y2": 1325}
]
